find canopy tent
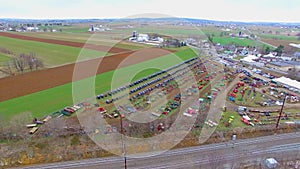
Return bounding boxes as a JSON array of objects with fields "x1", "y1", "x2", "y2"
[
  {"x1": 272, "y1": 76, "x2": 300, "y2": 90},
  {"x1": 263, "y1": 53, "x2": 276, "y2": 58},
  {"x1": 241, "y1": 55, "x2": 259, "y2": 63},
  {"x1": 289, "y1": 43, "x2": 300, "y2": 49}
]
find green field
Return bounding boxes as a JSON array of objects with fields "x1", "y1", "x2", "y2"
[
  {"x1": 0, "y1": 36, "x2": 107, "y2": 66},
  {"x1": 212, "y1": 37, "x2": 258, "y2": 47},
  {"x1": 0, "y1": 48, "x2": 197, "y2": 120},
  {"x1": 0, "y1": 53, "x2": 12, "y2": 63},
  {"x1": 258, "y1": 34, "x2": 300, "y2": 42}
]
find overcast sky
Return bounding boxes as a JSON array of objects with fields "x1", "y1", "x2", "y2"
[{"x1": 0, "y1": 0, "x2": 299, "y2": 22}]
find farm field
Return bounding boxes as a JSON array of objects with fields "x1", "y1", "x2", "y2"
[
  {"x1": 13, "y1": 32, "x2": 148, "y2": 50},
  {"x1": 0, "y1": 36, "x2": 108, "y2": 66},
  {"x1": 0, "y1": 32, "x2": 128, "y2": 53},
  {"x1": 0, "y1": 47, "x2": 197, "y2": 120},
  {"x1": 259, "y1": 34, "x2": 299, "y2": 41},
  {"x1": 212, "y1": 37, "x2": 258, "y2": 46},
  {"x1": 0, "y1": 47, "x2": 176, "y2": 102},
  {"x1": 261, "y1": 38, "x2": 300, "y2": 53}
]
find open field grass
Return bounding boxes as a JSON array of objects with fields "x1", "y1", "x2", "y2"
[
  {"x1": 212, "y1": 37, "x2": 257, "y2": 46},
  {"x1": 259, "y1": 34, "x2": 300, "y2": 42},
  {"x1": 0, "y1": 36, "x2": 107, "y2": 66},
  {"x1": 0, "y1": 53, "x2": 11, "y2": 63},
  {"x1": 0, "y1": 48, "x2": 197, "y2": 120}
]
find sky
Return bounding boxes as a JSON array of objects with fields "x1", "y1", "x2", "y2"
[{"x1": 0, "y1": 0, "x2": 299, "y2": 22}]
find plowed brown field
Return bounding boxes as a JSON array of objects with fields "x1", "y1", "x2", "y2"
[
  {"x1": 261, "y1": 39, "x2": 298, "y2": 53},
  {"x1": 0, "y1": 32, "x2": 129, "y2": 53},
  {"x1": 0, "y1": 48, "x2": 174, "y2": 102}
]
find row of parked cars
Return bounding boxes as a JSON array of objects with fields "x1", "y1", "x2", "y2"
[
  {"x1": 61, "y1": 105, "x2": 82, "y2": 116},
  {"x1": 96, "y1": 57, "x2": 202, "y2": 104}
]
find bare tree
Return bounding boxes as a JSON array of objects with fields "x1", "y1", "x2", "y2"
[
  {"x1": 27, "y1": 53, "x2": 35, "y2": 71},
  {"x1": 8, "y1": 112, "x2": 33, "y2": 139},
  {"x1": 12, "y1": 56, "x2": 26, "y2": 72},
  {"x1": 35, "y1": 58, "x2": 44, "y2": 70},
  {"x1": 0, "y1": 62, "x2": 14, "y2": 76}
]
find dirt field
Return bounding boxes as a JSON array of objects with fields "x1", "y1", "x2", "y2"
[
  {"x1": 261, "y1": 39, "x2": 298, "y2": 53},
  {"x1": 0, "y1": 32, "x2": 129, "y2": 53},
  {"x1": 0, "y1": 48, "x2": 174, "y2": 102}
]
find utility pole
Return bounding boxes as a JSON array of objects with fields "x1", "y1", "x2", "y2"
[
  {"x1": 120, "y1": 113, "x2": 127, "y2": 169},
  {"x1": 276, "y1": 94, "x2": 287, "y2": 129}
]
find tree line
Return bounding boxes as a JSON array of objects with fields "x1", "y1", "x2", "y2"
[{"x1": 0, "y1": 49, "x2": 44, "y2": 76}]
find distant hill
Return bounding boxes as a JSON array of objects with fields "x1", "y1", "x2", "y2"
[{"x1": 0, "y1": 17, "x2": 299, "y2": 27}]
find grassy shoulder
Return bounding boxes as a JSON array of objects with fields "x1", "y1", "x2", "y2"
[{"x1": 0, "y1": 48, "x2": 197, "y2": 120}]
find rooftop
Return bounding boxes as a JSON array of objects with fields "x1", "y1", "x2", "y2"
[{"x1": 268, "y1": 62, "x2": 292, "y2": 67}]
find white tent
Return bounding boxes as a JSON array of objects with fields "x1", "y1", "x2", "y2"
[
  {"x1": 263, "y1": 53, "x2": 276, "y2": 58},
  {"x1": 290, "y1": 43, "x2": 300, "y2": 49},
  {"x1": 241, "y1": 55, "x2": 258, "y2": 63},
  {"x1": 273, "y1": 76, "x2": 300, "y2": 90}
]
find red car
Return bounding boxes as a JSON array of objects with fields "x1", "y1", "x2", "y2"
[
  {"x1": 64, "y1": 107, "x2": 75, "y2": 113},
  {"x1": 162, "y1": 111, "x2": 169, "y2": 115}
]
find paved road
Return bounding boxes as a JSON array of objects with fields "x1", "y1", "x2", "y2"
[{"x1": 17, "y1": 132, "x2": 300, "y2": 169}]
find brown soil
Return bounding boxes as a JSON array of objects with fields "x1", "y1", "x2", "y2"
[
  {"x1": 261, "y1": 39, "x2": 298, "y2": 53},
  {"x1": 0, "y1": 48, "x2": 174, "y2": 102},
  {"x1": 0, "y1": 32, "x2": 129, "y2": 53}
]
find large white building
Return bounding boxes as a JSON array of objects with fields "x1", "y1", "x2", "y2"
[{"x1": 137, "y1": 34, "x2": 149, "y2": 42}]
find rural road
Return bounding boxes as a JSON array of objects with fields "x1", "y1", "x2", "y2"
[{"x1": 16, "y1": 132, "x2": 300, "y2": 169}]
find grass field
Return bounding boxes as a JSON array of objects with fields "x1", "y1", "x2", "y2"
[
  {"x1": 212, "y1": 37, "x2": 258, "y2": 47},
  {"x1": 0, "y1": 47, "x2": 197, "y2": 120},
  {"x1": 259, "y1": 34, "x2": 299, "y2": 42},
  {"x1": 0, "y1": 36, "x2": 107, "y2": 66},
  {"x1": 0, "y1": 53, "x2": 12, "y2": 63}
]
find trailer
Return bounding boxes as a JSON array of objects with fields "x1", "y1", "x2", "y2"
[
  {"x1": 43, "y1": 116, "x2": 52, "y2": 123},
  {"x1": 152, "y1": 112, "x2": 161, "y2": 117},
  {"x1": 29, "y1": 127, "x2": 39, "y2": 134},
  {"x1": 183, "y1": 112, "x2": 192, "y2": 117},
  {"x1": 26, "y1": 124, "x2": 37, "y2": 128}
]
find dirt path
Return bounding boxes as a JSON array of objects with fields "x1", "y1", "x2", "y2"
[
  {"x1": 0, "y1": 48, "x2": 174, "y2": 102},
  {"x1": 0, "y1": 32, "x2": 129, "y2": 53}
]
